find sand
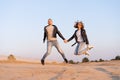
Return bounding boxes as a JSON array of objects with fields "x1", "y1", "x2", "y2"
[{"x1": 0, "y1": 60, "x2": 120, "y2": 80}]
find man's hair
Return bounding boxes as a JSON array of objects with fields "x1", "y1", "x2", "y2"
[{"x1": 48, "y1": 18, "x2": 52, "y2": 21}]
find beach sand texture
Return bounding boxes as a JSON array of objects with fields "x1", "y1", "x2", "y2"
[{"x1": 0, "y1": 60, "x2": 120, "y2": 80}]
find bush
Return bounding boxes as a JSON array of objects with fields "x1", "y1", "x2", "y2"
[
  {"x1": 69, "y1": 60, "x2": 75, "y2": 64},
  {"x1": 95, "y1": 60, "x2": 98, "y2": 62},
  {"x1": 82, "y1": 57, "x2": 89, "y2": 63},
  {"x1": 8, "y1": 54, "x2": 16, "y2": 61},
  {"x1": 115, "y1": 55, "x2": 120, "y2": 60},
  {"x1": 76, "y1": 61, "x2": 79, "y2": 64},
  {"x1": 99, "y1": 58, "x2": 104, "y2": 62},
  {"x1": 91, "y1": 60, "x2": 94, "y2": 62}
]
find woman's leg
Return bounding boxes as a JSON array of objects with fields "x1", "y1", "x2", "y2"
[
  {"x1": 74, "y1": 43, "x2": 80, "y2": 55},
  {"x1": 78, "y1": 42, "x2": 88, "y2": 55}
]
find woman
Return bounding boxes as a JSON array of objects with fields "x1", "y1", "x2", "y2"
[{"x1": 66, "y1": 21, "x2": 93, "y2": 55}]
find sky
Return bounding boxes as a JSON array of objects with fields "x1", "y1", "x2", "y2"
[{"x1": 0, "y1": 0, "x2": 120, "y2": 62}]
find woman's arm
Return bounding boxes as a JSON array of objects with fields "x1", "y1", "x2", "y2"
[
  {"x1": 67, "y1": 31, "x2": 76, "y2": 42},
  {"x1": 82, "y1": 29, "x2": 89, "y2": 44}
]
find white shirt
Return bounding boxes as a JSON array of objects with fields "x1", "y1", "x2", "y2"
[
  {"x1": 76, "y1": 30, "x2": 83, "y2": 42},
  {"x1": 46, "y1": 25, "x2": 57, "y2": 41}
]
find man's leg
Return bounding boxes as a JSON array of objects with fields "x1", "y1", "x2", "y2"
[
  {"x1": 41, "y1": 41, "x2": 52, "y2": 65},
  {"x1": 54, "y1": 41, "x2": 68, "y2": 63}
]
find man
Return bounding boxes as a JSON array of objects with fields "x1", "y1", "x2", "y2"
[{"x1": 41, "y1": 18, "x2": 68, "y2": 65}]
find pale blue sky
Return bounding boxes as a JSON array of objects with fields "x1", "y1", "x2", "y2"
[{"x1": 0, "y1": 0, "x2": 120, "y2": 62}]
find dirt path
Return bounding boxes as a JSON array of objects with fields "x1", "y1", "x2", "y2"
[
  {"x1": 0, "y1": 61, "x2": 120, "y2": 80},
  {"x1": 95, "y1": 67, "x2": 120, "y2": 80}
]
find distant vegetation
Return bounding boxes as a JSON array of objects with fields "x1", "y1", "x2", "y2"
[
  {"x1": 8, "y1": 54, "x2": 16, "y2": 61},
  {"x1": 5, "y1": 54, "x2": 120, "y2": 63},
  {"x1": 99, "y1": 58, "x2": 104, "y2": 62},
  {"x1": 69, "y1": 60, "x2": 76, "y2": 64},
  {"x1": 115, "y1": 55, "x2": 120, "y2": 60},
  {"x1": 69, "y1": 60, "x2": 74, "y2": 64},
  {"x1": 68, "y1": 60, "x2": 79, "y2": 64},
  {"x1": 111, "y1": 55, "x2": 120, "y2": 60},
  {"x1": 68, "y1": 57, "x2": 105, "y2": 64},
  {"x1": 68, "y1": 55, "x2": 120, "y2": 64},
  {"x1": 82, "y1": 57, "x2": 89, "y2": 63}
]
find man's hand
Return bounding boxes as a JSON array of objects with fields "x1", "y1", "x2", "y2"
[{"x1": 64, "y1": 40, "x2": 68, "y2": 43}]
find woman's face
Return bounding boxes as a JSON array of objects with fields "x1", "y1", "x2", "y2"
[{"x1": 77, "y1": 22, "x2": 82, "y2": 29}]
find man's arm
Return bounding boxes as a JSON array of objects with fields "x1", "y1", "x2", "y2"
[
  {"x1": 55, "y1": 26, "x2": 65, "y2": 40},
  {"x1": 43, "y1": 27, "x2": 47, "y2": 43}
]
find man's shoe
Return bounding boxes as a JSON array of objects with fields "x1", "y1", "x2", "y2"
[
  {"x1": 64, "y1": 58, "x2": 68, "y2": 63},
  {"x1": 41, "y1": 59, "x2": 45, "y2": 65}
]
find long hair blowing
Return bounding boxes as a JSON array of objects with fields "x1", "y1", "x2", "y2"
[{"x1": 74, "y1": 21, "x2": 84, "y2": 29}]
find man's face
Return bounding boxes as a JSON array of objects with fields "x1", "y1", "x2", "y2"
[{"x1": 48, "y1": 19, "x2": 53, "y2": 25}]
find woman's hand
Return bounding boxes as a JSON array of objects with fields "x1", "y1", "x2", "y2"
[{"x1": 64, "y1": 40, "x2": 68, "y2": 43}]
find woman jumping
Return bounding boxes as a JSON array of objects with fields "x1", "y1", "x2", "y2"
[{"x1": 66, "y1": 21, "x2": 93, "y2": 55}]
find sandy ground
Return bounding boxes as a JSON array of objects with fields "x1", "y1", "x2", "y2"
[{"x1": 0, "y1": 60, "x2": 120, "y2": 80}]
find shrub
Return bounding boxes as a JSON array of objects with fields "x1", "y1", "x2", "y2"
[
  {"x1": 8, "y1": 54, "x2": 16, "y2": 61},
  {"x1": 69, "y1": 60, "x2": 75, "y2": 64},
  {"x1": 115, "y1": 55, "x2": 120, "y2": 60},
  {"x1": 76, "y1": 61, "x2": 79, "y2": 64},
  {"x1": 82, "y1": 57, "x2": 89, "y2": 63},
  {"x1": 99, "y1": 58, "x2": 104, "y2": 62},
  {"x1": 95, "y1": 60, "x2": 98, "y2": 62},
  {"x1": 90, "y1": 60, "x2": 94, "y2": 62}
]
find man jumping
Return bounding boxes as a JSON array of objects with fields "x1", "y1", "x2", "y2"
[{"x1": 41, "y1": 18, "x2": 68, "y2": 65}]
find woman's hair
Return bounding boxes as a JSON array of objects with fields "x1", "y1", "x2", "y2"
[{"x1": 74, "y1": 21, "x2": 84, "y2": 29}]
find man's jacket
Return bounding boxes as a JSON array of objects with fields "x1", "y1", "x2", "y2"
[{"x1": 43, "y1": 25, "x2": 65, "y2": 42}]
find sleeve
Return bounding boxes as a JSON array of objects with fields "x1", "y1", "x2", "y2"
[
  {"x1": 67, "y1": 31, "x2": 76, "y2": 42},
  {"x1": 43, "y1": 27, "x2": 47, "y2": 43},
  {"x1": 55, "y1": 26, "x2": 65, "y2": 40},
  {"x1": 83, "y1": 30, "x2": 89, "y2": 44}
]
